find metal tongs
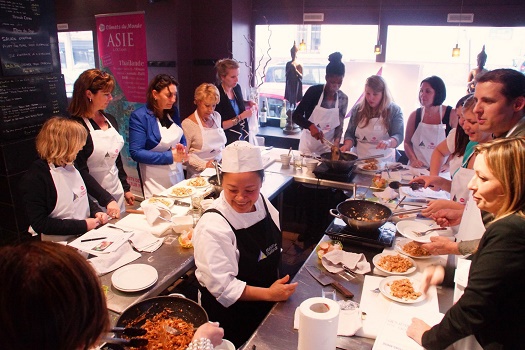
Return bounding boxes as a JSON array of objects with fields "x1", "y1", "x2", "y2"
[{"x1": 213, "y1": 161, "x2": 222, "y2": 186}]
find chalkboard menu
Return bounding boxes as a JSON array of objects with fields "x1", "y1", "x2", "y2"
[
  {"x1": 0, "y1": 0, "x2": 60, "y2": 76},
  {"x1": 0, "y1": 74, "x2": 67, "y2": 141}
]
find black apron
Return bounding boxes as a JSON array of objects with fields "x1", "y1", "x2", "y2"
[{"x1": 199, "y1": 196, "x2": 282, "y2": 348}]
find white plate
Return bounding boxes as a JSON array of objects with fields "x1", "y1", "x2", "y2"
[
  {"x1": 170, "y1": 186, "x2": 195, "y2": 198},
  {"x1": 357, "y1": 163, "x2": 381, "y2": 173},
  {"x1": 373, "y1": 253, "x2": 416, "y2": 275},
  {"x1": 140, "y1": 197, "x2": 174, "y2": 208},
  {"x1": 186, "y1": 177, "x2": 210, "y2": 188},
  {"x1": 379, "y1": 276, "x2": 426, "y2": 304},
  {"x1": 395, "y1": 220, "x2": 451, "y2": 243},
  {"x1": 111, "y1": 264, "x2": 158, "y2": 292},
  {"x1": 394, "y1": 241, "x2": 433, "y2": 259}
]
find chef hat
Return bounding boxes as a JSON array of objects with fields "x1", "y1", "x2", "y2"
[{"x1": 221, "y1": 141, "x2": 263, "y2": 173}]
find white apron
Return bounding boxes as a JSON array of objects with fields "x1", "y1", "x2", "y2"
[
  {"x1": 450, "y1": 156, "x2": 474, "y2": 206},
  {"x1": 299, "y1": 87, "x2": 340, "y2": 155},
  {"x1": 411, "y1": 106, "x2": 446, "y2": 167},
  {"x1": 38, "y1": 163, "x2": 90, "y2": 242},
  {"x1": 139, "y1": 118, "x2": 184, "y2": 198},
  {"x1": 187, "y1": 111, "x2": 227, "y2": 178},
  {"x1": 451, "y1": 194, "x2": 484, "y2": 350},
  {"x1": 355, "y1": 117, "x2": 396, "y2": 163},
  {"x1": 83, "y1": 117, "x2": 126, "y2": 213}
]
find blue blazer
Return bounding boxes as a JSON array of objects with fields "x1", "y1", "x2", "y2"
[{"x1": 129, "y1": 105, "x2": 186, "y2": 165}]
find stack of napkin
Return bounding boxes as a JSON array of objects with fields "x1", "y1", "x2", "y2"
[{"x1": 322, "y1": 250, "x2": 371, "y2": 274}]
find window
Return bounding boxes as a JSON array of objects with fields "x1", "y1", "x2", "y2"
[{"x1": 58, "y1": 31, "x2": 96, "y2": 98}]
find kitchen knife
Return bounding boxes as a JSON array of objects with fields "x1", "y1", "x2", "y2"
[
  {"x1": 305, "y1": 266, "x2": 354, "y2": 298},
  {"x1": 173, "y1": 199, "x2": 190, "y2": 207}
]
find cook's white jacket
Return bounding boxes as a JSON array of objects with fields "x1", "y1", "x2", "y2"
[{"x1": 193, "y1": 191, "x2": 280, "y2": 307}]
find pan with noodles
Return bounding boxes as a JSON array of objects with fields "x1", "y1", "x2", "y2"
[{"x1": 116, "y1": 295, "x2": 208, "y2": 349}]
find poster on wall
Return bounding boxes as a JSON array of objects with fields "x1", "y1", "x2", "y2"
[{"x1": 95, "y1": 11, "x2": 148, "y2": 196}]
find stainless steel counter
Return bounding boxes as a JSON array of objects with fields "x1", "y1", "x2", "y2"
[
  {"x1": 103, "y1": 171, "x2": 294, "y2": 325},
  {"x1": 242, "y1": 236, "x2": 454, "y2": 350}
]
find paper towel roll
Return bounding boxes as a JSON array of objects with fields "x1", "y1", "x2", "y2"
[{"x1": 298, "y1": 297, "x2": 340, "y2": 350}]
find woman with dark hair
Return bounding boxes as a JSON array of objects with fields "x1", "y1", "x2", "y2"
[
  {"x1": 407, "y1": 137, "x2": 525, "y2": 349},
  {"x1": 0, "y1": 241, "x2": 225, "y2": 350},
  {"x1": 214, "y1": 58, "x2": 255, "y2": 145},
  {"x1": 404, "y1": 76, "x2": 457, "y2": 168},
  {"x1": 340, "y1": 75, "x2": 403, "y2": 163},
  {"x1": 69, "y1": 69, "x2": 134, "y2": 218},
  {"x1": 193, "y1": 141, "x2": 297, "y2": 347},
  {"x1": 293, "y1": 52, "x2": 348, "y2": 155},
  {"x1": 20, "y1": 117, "x2": 109, "y2": 241},
  {"x1": 129, "y1": 74, "x2": 187, "y2": 198},
  {"x1": 429, "y1": 93, "x2": 472, "y2": 176}
]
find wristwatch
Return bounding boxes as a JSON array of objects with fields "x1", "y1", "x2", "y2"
[{"x1": 231, "y1": 116, "x2": 239, "y2": 126}]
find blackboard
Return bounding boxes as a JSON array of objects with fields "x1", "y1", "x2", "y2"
[
  {"x1": 0, "y1": 74, "x2": 67, "y2": 142},
  {"x1": 0, "y1": 0, "x2": 60, "y2": 76}
]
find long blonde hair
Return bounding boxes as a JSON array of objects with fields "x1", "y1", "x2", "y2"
[
  {"x1": 474, "y1": 137, "x2": 525, "y2": 220},
  {"x1": 355, "y1": 75, "x2": 394, "y2": 129},
  {"x1": 36, "y1": 117, "x2": 87, "y2": 166},
  {"x1": 214, "y1": 58, "x2": 239, "y2": 84}
]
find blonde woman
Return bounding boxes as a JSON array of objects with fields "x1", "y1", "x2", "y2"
[
  {"x1": 408, "y1": 137, "x2": 525, "y2": 349},
  {"x1": 69, "y1": 69, "x2": 134, "y2": 218},
  {"x1": 182, "y1": 83, "x2": 227, "y2": 178},
  {"x1": 20, "y1": 117, "x2": 109, "y2": 241},
  {"x1": 340, "y1": 75, "x2": 403, "y2": 162},
  {"x1": 214, "y1": 58, "x2": 255, "y2": 145}
]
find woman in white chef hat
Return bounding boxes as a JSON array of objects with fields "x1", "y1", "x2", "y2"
[{"x1": 193, "y1": 141, "x2": 298, "y2": 348}]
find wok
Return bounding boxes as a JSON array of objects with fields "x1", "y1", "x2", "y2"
[
  {"x1": 116, "y1": 295, "x2": 209, "y2": 330},
  {"x1": 329, "y1": 200, "x2": 425, "y2": 232},
  {"x1": 318, "y1": 152, "x2": 383, "y2": 172},
  {"x1": 329, "y1": 200, "x2": 392, "y2": 232}
]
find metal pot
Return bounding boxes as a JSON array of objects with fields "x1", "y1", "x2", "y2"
[
  {"x1": 319, "y1": 152, "x2": 358, "y2": 172},
  {"x1": 116, "y1": 295, "x2": 209, "y2": 329},
  {"x1": 329, "y1": 200, "x2": 392, "y2": 232}
]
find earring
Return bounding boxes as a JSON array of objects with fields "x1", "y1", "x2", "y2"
[{"x1": 89, "y1": 98, "x2": 92, "y2": 102}]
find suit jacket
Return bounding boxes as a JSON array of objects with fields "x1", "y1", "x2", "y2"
[
  {"x1": 129, "y1": 105, "x2": 186, "y2": 165},
  {"x1": 215, "y1": 84, "x2": 249, "y2": 145}
]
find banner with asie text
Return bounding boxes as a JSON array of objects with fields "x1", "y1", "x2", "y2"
[{"x1": 95, "y1": 12, "x2": 147, "y2": 197}]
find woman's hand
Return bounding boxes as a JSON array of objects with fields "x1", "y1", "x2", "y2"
[
  {"x1": 430, "y1": 207, "x2": 465, "y2": 227},
  {"x1": 85, "y1": 218, "x2": 101, "y2": 231},
  {"x1": 95, "y1": 212, "x2": 110, "y2": 225},
  {"x1": 410, "y1": 158, "x2": 425, "y2": 168},
  {"x1": 339, "y1": 140, "x2": 353, "y2": 152},
  {"x1": 421, "y1": 236, "x2": 461, "y2": 255},
  {"x1": 106, "y1": 200, "x2": 120, "y2": 219},
  {"x1": 239, "y1": 109, "x2": 252, "y2": 121},
  {"x1": 192, "y1": 322, "x2": 224, "y2": 347},
  {"x1": 172, "y1": 144, "x2": 188, "y2": 163},
  {"x1": 308, "y1": 124, "x2": 323, "y2": 140},
  {"x1": 410, "y1": 175, "x2": 451, "y2": 192},
  {"x1": 420, "y1": 265, "x2": 445, "y2": 293},
  {"x1": 205, "y1": 160, "x2": 215, "y2": 168},
  {"x1": 406, "y1": 318, "x2": 431, "y2": 346},
  {"x1": 376, "y1": 138, "x2": 394, "y2": 150},
  {"x1": 267, "y1": 274, "x2": 298, "y2": 301},
  {"x1": 124, "y1": 191, "x2": 135, "y2": 206},
  {"x1": 420, "y1": 199, "x2": 463, "y2": 218}
]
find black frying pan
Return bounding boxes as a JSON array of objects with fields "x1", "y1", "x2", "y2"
[
  {"x1": 116, "y1": 295, "x2": 209, "y2": 329},
  {"x1": 329, "y1": 200, "x2": 392, "y2": 232}
]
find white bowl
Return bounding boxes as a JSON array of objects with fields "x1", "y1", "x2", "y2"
[
  {"x1": 215, "y1": 339, "x2": 235, "y2": 350},
  {"x1": 305, "y1": 159, "x2": 319, "y2": 172},
  {"x1": 171, "y1": 215, "x2": 194, "y2": 233}
]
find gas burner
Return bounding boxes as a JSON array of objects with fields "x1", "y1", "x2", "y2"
[
  {"x1": 313, "y1": 163, "x2": 355, "y2": 182},
  {"x1": 325, "y1": 218, "x2": 396, "y2": 248}
]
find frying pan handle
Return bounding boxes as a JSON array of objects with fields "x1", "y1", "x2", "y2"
[
  {"x1": 329, "y1": 209, "x2": 341, "y2": 219},
  {"x1": 168, "y1": 293, "x2": 186, "y2": 298}
]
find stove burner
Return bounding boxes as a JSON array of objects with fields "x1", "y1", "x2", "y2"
[
  {"x1": 313, "y1": 163, "x2": 355, "y2": 182},
  {"x1": 326, "y1": 218, "x2": 396, "y2": 248}
]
